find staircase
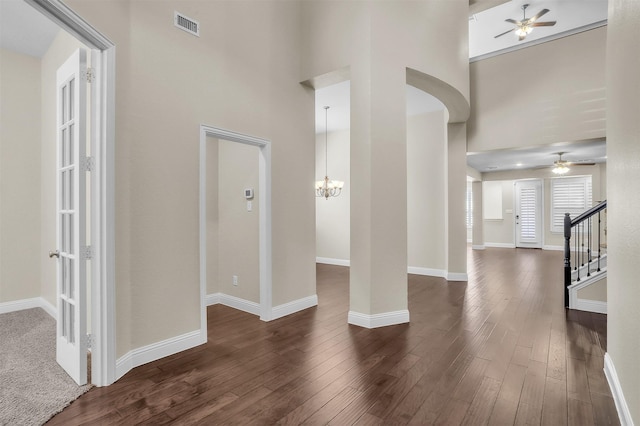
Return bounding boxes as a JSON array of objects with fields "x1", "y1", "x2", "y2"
[{"x1": 564, "y1": 200, "x2": 607, "y2": 314}]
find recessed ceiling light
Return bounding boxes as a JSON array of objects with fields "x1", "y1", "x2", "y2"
[{"x1": 516, "y1": 163, "x2": 523, "y2": 167}]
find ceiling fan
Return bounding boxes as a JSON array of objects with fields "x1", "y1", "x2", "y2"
[
  {"x1": 494, "y1": 4, "x2": 557, "y2": 41},
  {"x1": 551, "y1": 152, "x2": 595, "y2": 175}
]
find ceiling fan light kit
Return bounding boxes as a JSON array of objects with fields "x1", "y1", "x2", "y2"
[{"x1": 494, "y1": 4, "x2": 557, "y2": 41}]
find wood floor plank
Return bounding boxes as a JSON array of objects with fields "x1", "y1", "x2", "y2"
[{"x1": 47, "y1": 248, "x2": 619, "y2": 426}]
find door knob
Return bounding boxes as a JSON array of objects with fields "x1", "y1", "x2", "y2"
[{"x1": 49, "y1": 250, "x2": 60, "y2": 258}]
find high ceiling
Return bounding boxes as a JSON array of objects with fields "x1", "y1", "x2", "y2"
[{"x1": 469, "y1": 0, "x2": 608, "y2": 61}]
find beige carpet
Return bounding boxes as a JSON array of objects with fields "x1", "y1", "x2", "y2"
[{"x1": 0, "y1": 308, "x2": 91, "y2": 425}]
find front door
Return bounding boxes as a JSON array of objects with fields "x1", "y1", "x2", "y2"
[
  {"x1": 515, "y1": 179, "x2": 542, "y2": 248},
  {"x1": 54, "y1": 48, "x2": 88, "y2": 385}
]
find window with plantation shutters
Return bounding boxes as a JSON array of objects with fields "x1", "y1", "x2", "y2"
[{"x1": 550, "y1": 176, "x2": 592, "y2": 233}]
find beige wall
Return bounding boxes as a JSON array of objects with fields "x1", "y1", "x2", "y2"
[
  {"x1": 481, "y1": 165, "x2": 605, "y2": 247},
  {"x1": 316, "y1": 129, "x2": 350, "y2": 262},
  {"x1": 577, "y1": 277, "x2": 607, "y2": 302},
  {"x1": 67, "y1": 0, "x2": 316, "y2": 356},
  {"x1": 39, "y1": 30, "x2": 86, "y2": 307},
  {"x1": 0, "y1": 49, "x2": 42, "y2": 303},
  {"x1": 606, "y1": 0, "x2": 640, "y2": 421},
  {"x1": 468, "y1": 27, "x2": 607, "y2": 153},
  {"x1": 217, "y1": 140, "x2": 260, "y2": 303},
  {"x1": 407, "y1": 111, "x2": 447, "y2": 272}
]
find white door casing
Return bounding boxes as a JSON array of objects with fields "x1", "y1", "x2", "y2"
[
  {"x1": 515, "y1": 179, "x2": 543, "y2": 249},
  {"x1": 56, "y1": 48, "x2": 88, "y2": 385}
]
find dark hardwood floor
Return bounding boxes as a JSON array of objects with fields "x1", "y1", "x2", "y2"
[{"x1": 49, "y1": 247, "x2": 619, "y2": 425}]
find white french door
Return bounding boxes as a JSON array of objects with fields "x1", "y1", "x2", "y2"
[
  {"x1": 515, "y1": 179, "x2": 542, "y2": 248},
  {"x1": 55, "y1": 48, "x2": 88, "y2": 385}
]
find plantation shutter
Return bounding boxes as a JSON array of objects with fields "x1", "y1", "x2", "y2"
[
  {"x1": 519, "y1": 187, "x2": 537, "y2": 239},
  {"x1": 551, "y1": 176, "x2": 592, "y2": 232}
]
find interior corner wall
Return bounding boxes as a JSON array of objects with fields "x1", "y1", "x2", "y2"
[
  {"x1": 66, "y1": 0, "x2": 315, "y2": 356},
  {"x1": 39, "y1": 30, "x2": 86, "y2": 308},
  {"x1": 407, "y1": 110, "x2": 447, "y2": 272},
  {"x1": 0, "y1": 48, "x2": 42, "y2": 303},
  {"x1": 217, "y1": 140, "x2": 260, "y2": 303},
  {"x1": 316, "y1": 129, "x2": 350, "y2": 262},
  {"x1": 606, "y1": 0, "x2": 640, "y2": 422},
  {"x1": 481, "y1": 165, "x2": 605, "y2": 247},
  {"x1": 468, "y1": 26, "x2": 607, "y2": 153}
]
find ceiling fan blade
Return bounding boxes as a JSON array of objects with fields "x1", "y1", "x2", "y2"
[
  {"x1": 572, "y1": 163, "x2": 596, "y2": 166},
  {"x1": 531, "y1": 21, "x2": 557, "y2": 27},
  {"x1": 494, "y1": 28, "x2": 515, "y2": 38},
  {"x1": 505, "y1": 18, "x2": 521, "y2": 24},
  {"x1": 530, "y1": 8, "x2": 550, "y2": 21}
]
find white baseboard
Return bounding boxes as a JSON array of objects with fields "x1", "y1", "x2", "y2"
[
  {"x1": 542, "y1": 245, "x2": 563, "y2": 251},
  {"x1": 604, "y1": 353, "x2": 633, "y2": 426},
  {"x1": 271, "y1": 295, "x2": 318, "y2": 321},
  {"x1": 485, "y1": 242, "x2": 516, "y2": 249},
  {"x1": 472, "y1": 245, "x2": 485, "y2": 250},
  {"x1": 408, "y1": 267, "x2": 447, "y2": 279},
  {"x1": 0, "y1": 297, "x2": 57, "y2": 318},
  {"x1": 348, "y1": 310, "x2": 410, "y2": 329},
  {"x1": 206, "y1": 293, "x2": 260, "y2": 316},
  {"x1": 447, "y1": 272, "x2": 468, "y2": 282},
  {"x1": 316, "y1": 257, "x2": 350, "y2": 267},
  {"x1": 574, "y1": 299, "x2": 607, "y2": 314},
  {"x1": 116, "y1": 329, "x2": 204, "y2": 381}
]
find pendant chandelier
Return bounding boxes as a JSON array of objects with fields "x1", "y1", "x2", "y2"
[{"x1": 315, "y1": 106, "x2": 344, "y2": 199}]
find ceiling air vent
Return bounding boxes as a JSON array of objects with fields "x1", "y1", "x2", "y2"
[{"x1": 174, "y1": 11, "x2": 199, "y2": 37}]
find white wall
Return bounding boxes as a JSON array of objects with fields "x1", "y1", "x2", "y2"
[
  {"x1": 606, "y1": 0, "x2": 640, "y2": 421},
  {"x1": 67, "y1": 0, "x2": 316, "y2": 356},
  {"x1": 316, "y1": 129, "x2": 350, "y2": 262},
  {"x1": 217, "y1": 140, "x2": 260, "y2": 303},
  {"x1": 0, "y1": 48, "x2": 42, "y2": 303},
  {"x1": 481, "y1": 165, "x2": 605, "y2": 248},
  {"x1": 468, "y1": 26, "x2": 606, "y2": 153},
  {"x1": 407, "y1": 111, "x2": 447, "y2": 273},
  {"x1": 315, "y1": 110, "x2": 448, "y2": 275}
]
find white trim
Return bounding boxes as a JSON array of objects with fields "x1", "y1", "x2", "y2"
[
  {"x1": 199, "y1": 125, "x2": 273, "y2": 340},
  {"x1": 115, "y1": 330, "x2": 203, "y2": 381},
  {"x1": 271, "y1": 295, "x2": 318, "y2": 321},
  {"x1": 472, "y1": 245, "x2": 485, "y2": 250},
  {"x1": 408, "y1": 267, "x2": 447, "y2": 279},
  {"x1": 0, "y1": 297, "x2": 57, "y2": 317},
  {"x1": 604, "y1": 353, "x2": 633, "y2": 426},
  {"x1": 447, "y1": 272, "x2": 468, "y2": 282},
  {"x1": 568, "y1": 269, "x2": 607, "y2": 314},
  {"x1": 316, "y1": 257, "x2": 350, "y2": 267},
  {"x1": 485, "y1": 242, "x2": 516, "y2": 249},
  {"x1": 205, "y1": 293, "x2": 220, "y2": 306},
  {"x1": 542, "y1": 245, "x2": 564, "y2": 251},
  {"x1": 470, "y1": 21, "x2": 608, "y2": 63},
  {"x1": 467, "y1": 239, "x2": 472, "y2": 243},
  {"x1": 573, "y1": 299, "x2": 607, "y2": 314},
  {"x1": 25, "y1": 0, "x2": 117, "y2": 387},
  {"x1": 348, "y1": 310, "x2": 410, "y2": 329}
]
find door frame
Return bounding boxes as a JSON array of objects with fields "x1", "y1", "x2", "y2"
[
  {"x1": 199, "y1": 125, "x2": 273, "y2": 338},
  {"x1": 26, "y1": 0, "x2": 116, "y2": 386},
  {"x1": 513, "y1": 178, "x2": 544, "y2": 249}
]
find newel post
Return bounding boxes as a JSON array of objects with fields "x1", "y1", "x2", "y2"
[{"x1": 564, "y1": 213, "x2": 572, "y2": 307}]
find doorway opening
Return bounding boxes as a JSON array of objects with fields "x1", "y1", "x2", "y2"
[{"x1": 199, "y1": 125, "x2": 272, "y2": 338}]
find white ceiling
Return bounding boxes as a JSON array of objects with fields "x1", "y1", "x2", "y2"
[
  {"x1": 469, "y1": 0, "x2": 608, "y2": 60},
  {"x1": 467, "y1": 139, "x2": 606, "y2": 173},
  {"x1": 315, "y1": 81, "x2": 445, "y2": 134},
  {"x1": 0, "y1": 0, "x2": 59, "y2": 57}
]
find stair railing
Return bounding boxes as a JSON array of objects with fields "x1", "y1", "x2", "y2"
[{"x1": 564, "y1": 200, "x2": 607, "y2": 307}]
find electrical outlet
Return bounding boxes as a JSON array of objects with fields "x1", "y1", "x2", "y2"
[{"x1": 233, "y1": 275, "x2": 238, "y2": 286}]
